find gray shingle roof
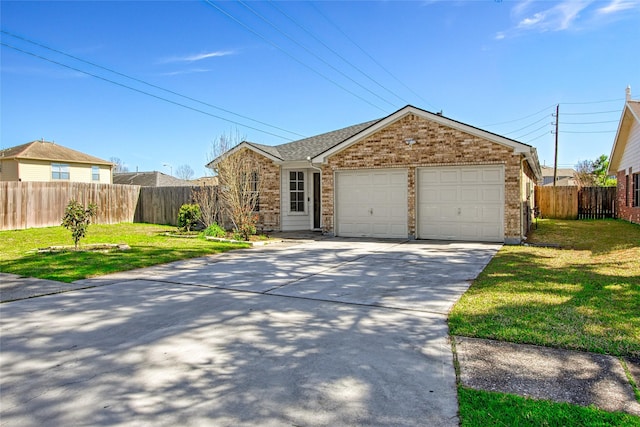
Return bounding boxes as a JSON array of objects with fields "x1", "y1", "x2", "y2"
[
  {"x1": 273, "y1": 119, "x2": 380, "y2": 161},
  {"x1": 113, "y1": 171, "x2": 193, "y2": 187}
]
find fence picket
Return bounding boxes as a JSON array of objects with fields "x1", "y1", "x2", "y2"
[{"x1": 535, "y1": 186, "x2": 616, "y2": 220}]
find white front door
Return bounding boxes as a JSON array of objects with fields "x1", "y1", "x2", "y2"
[{"x1": 335, "y1": 169, "x2": 408, "y2": 238}]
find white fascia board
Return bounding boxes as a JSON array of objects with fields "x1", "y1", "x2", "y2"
[
  {"x1": 207, "y1": 141, "x2": 282, "y2": 169},
  {"x1": 312, "y1": 105, "x2": 536, "y2": 163},
  {"x1": 311, "y1": 105, "x2": 541, "y2": 178}
]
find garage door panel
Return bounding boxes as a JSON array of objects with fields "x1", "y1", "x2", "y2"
[
  {"x1": 460, "y1": 169, "x2": 481, "y2": 183},
  {"x1": 336, "y1": 169, "x2": 408, "y2": 238},
  {"x1": 417, "y1": 166, "x2": 504, "y2": 242},
  {"x1": 460, "y1": 188, "x2": 481, "y2": 202},
  {"x1": 440, "y1": 170, "x2": 459, "y2": 183},
  {"x1": 483, "y1": 169, "x2": 502, "y2": 183}
]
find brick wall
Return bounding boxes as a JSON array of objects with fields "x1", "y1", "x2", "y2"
[
  {"x1": 616, "y1": 169, "x2": 640, "y2": 224},
  {"x1": 320, "y1": 113, "x2": 528, "y2": 241},
  {"x1": 226, "y1": 148, "x2": 281, "y2": 231}
]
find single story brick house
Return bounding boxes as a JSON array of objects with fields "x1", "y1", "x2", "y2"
[
  {"x1": 608, "y1": 88, "x2": 640, "y2": 224},
  {"x1": 209, "y1": 105, "x2": 542, "y2": 243}
]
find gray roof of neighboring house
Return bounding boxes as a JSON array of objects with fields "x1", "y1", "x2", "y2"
[
  {"x1": 113, "y1": 171, "x2": 193, "y2": 187},
  {"x1": 0, "y1": 140, "x2": 112, "y2": 165},
  {"x1": 540, "y1": 166, "x2": 576, "y2": 178}
]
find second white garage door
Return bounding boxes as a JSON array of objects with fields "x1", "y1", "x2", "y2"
[
  {"x1": 417, "y1": 165, "x2": 504, "y2": 242},
  {"x1": 335, "y1": 169, "x2": 408, "y2": 238}
]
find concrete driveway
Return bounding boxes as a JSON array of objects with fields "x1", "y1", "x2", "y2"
[{"x1": 0, "y1": 239, "x2": 500, "y2": 426}]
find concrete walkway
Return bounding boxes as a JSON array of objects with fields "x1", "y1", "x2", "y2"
[{"x1": 454, "y1": 336, "x2": 640, "y2": 416}]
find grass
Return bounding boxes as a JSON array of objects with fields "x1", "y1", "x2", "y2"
[
  {"x1": 458, "y1": 387, "x2": 640, "y2": 427},
  {"x1": 0, "y1": 223, "x2": 249, "y2": 283},
  {"x1": 449, "y1": 219, "x2": 640, "y2": 359}
]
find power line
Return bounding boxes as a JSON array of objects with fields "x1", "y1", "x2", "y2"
[
  {"x1": 512, "y1": 123, "x2": 551, "y2": 140},
  {"x1": 203, "y1": 0, "x2": 388, "y2": 113},
  {"x1": 561, "y1": 109, "x2": 621, "y2": 116},
  {"x1": 267, "y1": 0, "x2": 408, "y2": 106},
  {"x1": 559, "y1": 130, "x2": 617, "y2": 134},
  {"x1": 309, "y1": 1, "x2": 436, "y2": 110},
  {"x1": 524, "y1": 131, "x2": 552, "y2": 144},
  {"x1": 1, "y1": 42, "x2": 296, "y2": 140},
  {"x1": 560, "y1": 119, "x2": 620, "y2": 125},
  {"x1": 1, "y1": 29, "x2": 306, "y2": 139},
  {"x1": 237, "y1": 0, "x2": 396, "y2": 109},
  {"x1": 502, "y1": 114, "x2": 551, "y2": 136},
  {"x1": 479, "y1": 104, "x2": 556, "y2": 127},
  {"x1": 560, "y1": 98, "x2": 624, "y2": 105}
]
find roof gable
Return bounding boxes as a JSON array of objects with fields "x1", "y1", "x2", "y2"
[
  {"x1": 311, "y1": 105, "x2": 541, "y2": 179},
  {"x1": 609, "y1": 100, "x2": 640, "y2": 173},
  {"x1": 0, "y1": 140, "x2": 112, "y2": 166}
]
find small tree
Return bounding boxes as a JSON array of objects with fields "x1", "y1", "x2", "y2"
[
  {"x1": 208, "y1": 131, "x2": 263, "y2": 241},
  {"x1": 109, "y1": 157, "x2": 129, "y2": 173},
  {"x1": 575, "y1": 155, "x2": 616, "y2": 187},
  {"x1": 61, "y1": 200, "x2": 98, "y2": 249},
  {"x1": 175, "y1": 164, "x2": 195, "y2": 180},
  {"x1": 177, "y1": 203, "x2": 201, "y2": 232},
  {"x1": 192, "y1": 184, "x2": 220, "y2": 228}
]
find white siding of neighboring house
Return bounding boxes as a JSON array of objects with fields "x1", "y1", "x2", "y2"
[
  {"x1": 281, "y1": 168, "x2": 311, "y2": 231},
  {"x1": 618, "y1": 118, "x2": 640, "y2": 172}
]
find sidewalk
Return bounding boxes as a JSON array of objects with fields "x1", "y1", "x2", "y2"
[{"x1": 454, "y1": 335, "x2": 640, "y2": 416}]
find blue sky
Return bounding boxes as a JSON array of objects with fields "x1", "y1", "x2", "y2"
[{"x1": 2, "y1": 0, "x2": 639, "y2": 177}]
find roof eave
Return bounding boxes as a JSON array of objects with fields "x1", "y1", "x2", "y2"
[
  {"x1": 311, "y1": 105, "x2": 541, "y2": 177},
  {"x1": 205, "y1": 141, "x2": 283, "y2": 169}
]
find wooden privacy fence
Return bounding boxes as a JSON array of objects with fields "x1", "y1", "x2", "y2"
[
  {"x1": 134, "y1": 186, "x2": 200, "y2": 226},
  {"x1": 1, "y1": 182, "x2": 140, "y2": 230},
  {"x1": 535, "y1": 186, "x2": 616, "y2": 220},
  {"x1": 577, "y1": 186, "x2": 616, "y2": 219},
  {"x1": 0, "y1": 183, "x2": 215, "y2": 230}
]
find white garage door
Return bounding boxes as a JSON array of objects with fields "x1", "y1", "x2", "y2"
[
  {"x1": 417, "y1": 165, "x2": 504, "y2": 242},
  {"x1": 336, "y1": 169, "x2": 408, "y2": 238}
]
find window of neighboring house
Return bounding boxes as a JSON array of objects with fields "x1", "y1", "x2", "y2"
[
  {"x1": 92, "y1": 165, "x2": 100, "y2": 182},
  {"x1": 289, "y1": 171, "x2": 305, "y2": 212},
  {"x1": 52, "y1": 163, "x2": 70, "y2": 180},
  {"x1": 633, "y1": 173, "x2": 640, "y2": 207}
]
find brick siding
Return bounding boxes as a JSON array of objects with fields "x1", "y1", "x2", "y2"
[
  {"x1": 616, "y1": 169, "x2": 640, "y2": 224},
  {"x1": 320, "y1": 113, "x2": 529, "y2": 241}
]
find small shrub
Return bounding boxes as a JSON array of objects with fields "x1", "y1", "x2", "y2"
[
  {"x1": 61, "y1": 200, "x2": 98, "y2": 249},
  {"x1": 203, "y1": 223, "x2": 226, "y2": 238},
  {"x1": 177, "y1": 204, "x2": 201, "y2": 232}
]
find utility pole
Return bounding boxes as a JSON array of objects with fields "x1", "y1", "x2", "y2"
[{"x1": 553, "y1": 104, "x2": 559, "y2": 187}]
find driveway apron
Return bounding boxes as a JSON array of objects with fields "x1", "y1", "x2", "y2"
[{"x1": 0, "y1": 239, "x2": 499, "y2": 426}]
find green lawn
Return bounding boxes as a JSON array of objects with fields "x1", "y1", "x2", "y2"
[
  {"x1": 458, "y1": 387, "x2": 640, "y2": 427},
  {"x1": 449, "y1": 219, "x2": 640, "y2": 359},
  {"x1": 0, "y1": 223, "x2": 249, "y2": 282}
]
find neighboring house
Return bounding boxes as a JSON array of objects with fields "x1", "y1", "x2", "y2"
[
  {"x1": 190, "y1": 176, "x2": 219, "y2": 186},
  {"x1": 0, "y1": 140, "x2": 112, "y2": 183},
  {"x1": 608, "y1": 87, "x2": 640, "y2": 224},
  {"x1": 540, "y1": 166, "x2": 577, "y2": 186},
  {"x1": 209, "y1": 105, "x2": 542, "y2": 243},
  {"x1": 113, "y1": 171, "x2": 193, "y2": 187}
]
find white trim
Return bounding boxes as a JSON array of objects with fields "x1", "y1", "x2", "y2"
[{"x1": 311, "y1": 105, "x2": 542, "y2": 180}]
